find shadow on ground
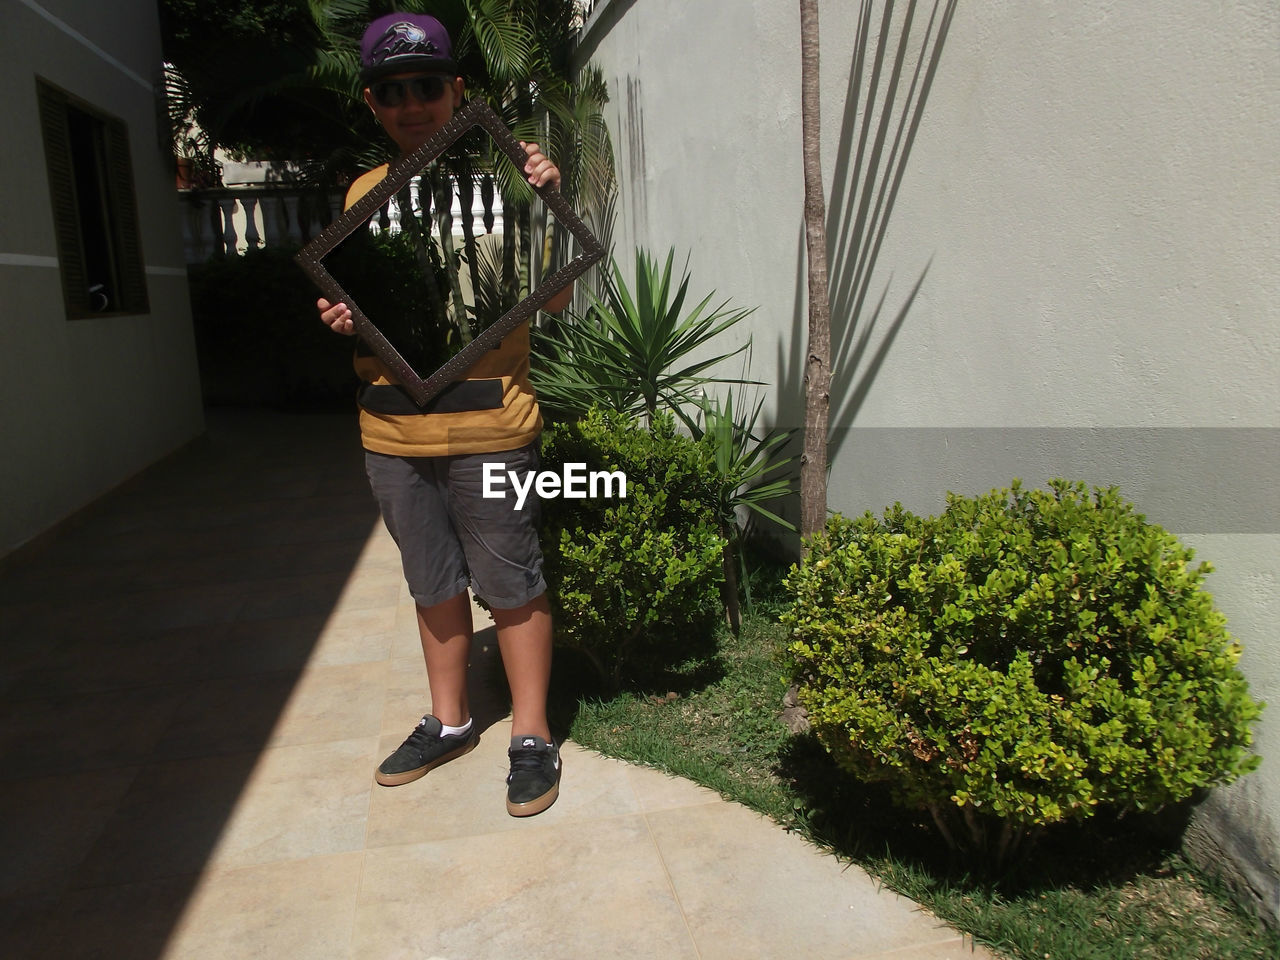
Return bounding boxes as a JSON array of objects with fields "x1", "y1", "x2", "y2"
[
  {"x1": 0, "y1": 409, "x2": 380, "y2": 959},
  {"x1": 777, "y1": 731, "x2": 1194, "y2": 896}
]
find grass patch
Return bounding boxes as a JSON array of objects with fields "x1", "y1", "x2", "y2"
[{"x1": 563, "y1": 601, "x2": 1279, "y2": 960}]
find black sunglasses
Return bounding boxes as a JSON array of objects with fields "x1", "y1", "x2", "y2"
[{"x1": 370, "y1": 75, "x2": 450, "y2": 108}]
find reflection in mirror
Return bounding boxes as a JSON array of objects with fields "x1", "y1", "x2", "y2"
[{"x1": 324, "y1": 165, "x2": 520, "y2": 381}]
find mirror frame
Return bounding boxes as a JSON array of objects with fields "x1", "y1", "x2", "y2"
[{"x1": 296, "y1": 99, "x2": 605, "y2": 407}]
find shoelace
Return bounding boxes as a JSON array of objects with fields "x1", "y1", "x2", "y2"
[
  {"x1": 508, "y1": 747, "x2": 550, "y2": 774},
  {"x1": 401, "y1": 720, "x2": 435, "y2": 751}
]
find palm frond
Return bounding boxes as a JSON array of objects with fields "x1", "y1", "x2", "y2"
[
  {"x1": 530, "y1": 247, "x2": 757, "y2": 424},
  {"x1": 463, "y1": 0, "x2": 533, "y2": 83}
]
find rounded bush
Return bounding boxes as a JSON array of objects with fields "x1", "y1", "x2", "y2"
[
  {"x1": 540, "y1": 409, "x2": 726, "y2": 689},
  {"x1": 783, "y1": 480, "x2": 1262, "y2": 858}
]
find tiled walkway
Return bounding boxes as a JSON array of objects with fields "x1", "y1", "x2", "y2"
[{"x1": 0, "y1": 410, "x2": 995, "y2": 959}]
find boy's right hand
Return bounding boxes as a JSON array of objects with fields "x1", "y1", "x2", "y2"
[{"x1": 318, "y1": 297, "x2": 354, "y2": 336}]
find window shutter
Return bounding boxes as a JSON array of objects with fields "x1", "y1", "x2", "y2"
[
  {"x1": 36, "y1": 79, "x2": 88, "y2": 318},
  {"x1": 106, "y1": 118, "x2": 149, "y2": 314}
]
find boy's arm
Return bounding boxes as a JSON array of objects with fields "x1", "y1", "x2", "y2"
[{"x1": 521, "y1": 141, "x2": 574, "y2": 315}]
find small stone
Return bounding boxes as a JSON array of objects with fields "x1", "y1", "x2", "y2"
[{"x1": 781, "y1": 684, "x2": 809, "y2": 732}]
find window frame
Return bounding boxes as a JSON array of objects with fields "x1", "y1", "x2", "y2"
[{"x1": 36, "y1": 76, "x2": 150, "y2": 320}]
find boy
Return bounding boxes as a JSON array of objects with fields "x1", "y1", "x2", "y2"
[{"x1": 316, "y1": 12, "x2": 570, "y2": 817}]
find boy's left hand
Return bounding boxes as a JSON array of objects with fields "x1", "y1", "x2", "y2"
[
  {"x1": 519, "y1": 142, "x2": 560, "y2": 191},
  {"x1": 517, "y1": 140, "x2": 573, "y2": 313}
]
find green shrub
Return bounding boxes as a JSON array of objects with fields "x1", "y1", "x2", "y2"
[
  {"x1": 783, "y1": 480, "x2": 1263, "y2": 864},
  {"x1": 540, "y1": 408, "x2": 726, "y2": 689}
]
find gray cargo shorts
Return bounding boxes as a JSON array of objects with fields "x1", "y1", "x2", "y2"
[{"x1": 364, "y1": 443, "x2": 546, "y2": 610}]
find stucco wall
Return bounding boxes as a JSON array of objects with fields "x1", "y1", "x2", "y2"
[
  {"x1": 580, "y1": 0, "x2": 1279, "y2": 922},
  {"x1": 0, "y1": 0, "x2": 204, "y2": 554}
]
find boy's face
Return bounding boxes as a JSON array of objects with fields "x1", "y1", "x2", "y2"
[{"x1": 363, "y1": 72, "x2": 465, "y2": 155}]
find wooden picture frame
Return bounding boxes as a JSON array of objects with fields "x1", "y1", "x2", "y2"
[{"x1": 295, "y1": 99, "x2": 605, "y2": 407}]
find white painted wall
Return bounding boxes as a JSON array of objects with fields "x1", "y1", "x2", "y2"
[
  {"x1": 581, "y1": 0, "x2": 1279, "y2": 921},
  {"x1": 0, "y1": 0, "x2": 204, "y2": 554}
]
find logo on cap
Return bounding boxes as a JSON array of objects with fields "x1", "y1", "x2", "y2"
[{"x1": 370, "y1": 20, "x2": 440, "y2": 66}]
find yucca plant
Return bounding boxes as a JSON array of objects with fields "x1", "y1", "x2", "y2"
[
  {"x1": 531, "y1": 248, "x2": 755, "y2": 425},
  {"x1": 692, "y1": 389, "x2": 796, "y2": 632}
]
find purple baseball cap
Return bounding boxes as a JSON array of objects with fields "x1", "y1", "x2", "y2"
[{"x1": 360, "y1": 13, "x2": 457, "y2": 83}]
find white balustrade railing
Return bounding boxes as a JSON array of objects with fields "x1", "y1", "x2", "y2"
[{"x1": 179, "y1": 176, "x2": 505, "y2": 262}]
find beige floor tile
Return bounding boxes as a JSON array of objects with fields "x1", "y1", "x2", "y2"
[
  {"x1": 0, "y1": 893, "x2": 65, "y2": 959},
  {"x1": 354, "y1": 815, "x2": 699, "y2": 960},
  {"x1": 0, "y1": 414, "x2": 993, "y2": 960},
  {"x1": 390, "y1": 602, "x2": 423, "y2": 659},
  {"x1": 34, "y1": 875, "x2": 198, "y2": 959},
  {"x1": 11, "y1": 620, "x2": 231, "y2": 698},
  {"x1": 205, "y1": 736, "x2": 379, "y2": 871},
  {"x1": 78, "y1": 738, "x2": 377, "y2": 886},
  {"x1": 331, "y1": 574, "x2": 403, "y2": 613},
  {"x1": 251, "y1": 513, "x2": 379, "y2": 549},
  {"x1": 321, "y1": 599, "x2": 399, "y2": 633},
  {"x1": 77, "y1": 752, "x2": 264, "y2": 886},
  {"x1": 0, "y1": 683, "x2": 182, "y2": 778},
  {"x1": 470, "y1": 594, "x2": 494, "y2": 632},
  {"x1": 270, "y1": 661, "x2": 389, "y2": 747},
  {"x1": 467, "y1": 630, "x2": 512, "y2": 726},
  {"x1": 310, "y1": 605, "x2": 398, "y2": 666},
  {"x1": 212, "y1": 613, "x2": 331, "y2": 677},
  {"x1": 0, "y1": 768, "x2": 138, "y2": 897},
  {"x1": 364, "y1": 726, "x2": 641, "y2": 848},
  {"x1": 380, "y1": 633, "x2": 510, "y2": 737},
  {"x1": 352, "y1": 557, "x2": 404, "y2": 586},
  {"x1": 353, "y1": 533, "x2": 403, "y2": 573},
  {"x1": 153, "y1": 661, "x2": 386, "y2": 760},
  {"x1": 381, "y1": 656, "x2": 432, "y2": 735},
  {"x1": 236, "y1": 572, "x2": 355, "y2": 621},
  {"x1": 622, "y1": 761, "x2": 725, "y2": 812},
  {"x1": 151, "y1": 671, "x2": 305, "y2": 760},
  {"x1": 645, "y1": 801, "x2": 961, "y2": 960},
  {"x1": 40, "y1": 852, "x2": 364, "y2": 960},
  {"x1": 104, "y1": 582, "x2": 252, "y2": 636},
  {"x1": 163, "y1": 852, "x2": 364, "y2": 960}
]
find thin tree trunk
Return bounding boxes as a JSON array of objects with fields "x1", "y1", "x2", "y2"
[
  {"x1": 799, "y1": 0, "x2": 832, "y2": 546},
  {"x1": 722, "y1": 536, "x2": 741, "y2": 635}
]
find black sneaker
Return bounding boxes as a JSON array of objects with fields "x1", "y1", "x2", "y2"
[
  {"x1": 506, "y1": 735, "x2": 561, "y2": 816},
  {"x1": 375, "y1": 715, "x2": 477, "y2": 786}
]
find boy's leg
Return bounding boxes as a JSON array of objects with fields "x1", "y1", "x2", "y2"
[
  {"x1": 445, "y1": 445, "x2": 561, "y2": 815},
  {"x1": 365, "y1": 451, "x2": 477, "y2": 785},
  {"x1": 444, "y1": 442, "x2": 552, "y2": 741},
  {"x1": 417, "y1": 591, "x2": 473, "y2": 728},
  {"x1": 496, "y1": 591, "x2": 560, "y2": 816},
  {"x1": 374, "y1": 591, "x2": 477, "y2": 786},
  {"x1": 493, "y1": 592, "x2": 552, "y2": 742}
]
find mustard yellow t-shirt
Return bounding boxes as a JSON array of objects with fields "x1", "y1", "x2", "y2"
[{"x1": 343, "y1": 165, "x2": 542, "y2": 457}]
